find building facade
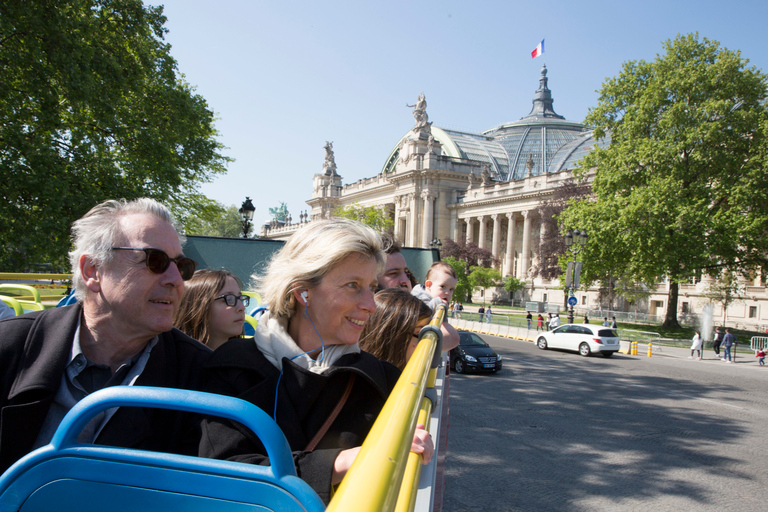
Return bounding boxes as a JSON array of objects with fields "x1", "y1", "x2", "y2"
[{"x1": 260, "y1": 67, "x2": 768, "y2": 331}]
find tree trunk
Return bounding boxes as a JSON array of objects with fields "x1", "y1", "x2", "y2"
[{"x1": 663, "y1": 281, "x2": 681, "y2": 329}]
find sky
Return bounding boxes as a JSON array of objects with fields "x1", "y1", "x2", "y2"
[{"x1": 148, "y1": 0, "x2": 768, "y2": 230}]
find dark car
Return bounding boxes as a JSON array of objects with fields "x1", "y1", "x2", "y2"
[{"x1": 450, "y1": 331, "x2": 502, "y2": 374}]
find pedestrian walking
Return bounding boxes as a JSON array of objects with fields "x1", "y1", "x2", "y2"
[
  {"x1": 526, "y1": 311, "x2": 532, "y2": 329},
  {"x1": 602, "y1": 317, "x2": 610, "y2": 327},
  {"x1": 611, "y1": 316, "x2": 617, "y2": 329},
  {"x1": 547, "y1": 313, "x2": 552, "y2": 330},
  {"x1": 583, "y1": 315, "x2": 589, "y2": 324},
  {"x1": 689, "y1": 331, "x2": 702, "y2": 360},
  {"x1": 485, "y1": 307, "x2": 492, "y2": 324},
  {"x1": 756, "y1": 348, "x2": 765, "y2": 366},
  {"x1": 537, "y1": 314, "x2": 544, "y2": 331},
  {"x1": 712, "y1": 327, "x2": 722, "y2": 357},
  {"x1": 549, "y1": 313, "x2": 560, "y2": 330},
  {"x1": 722, "y1": 328, "x2": 735, "y2": 363}
]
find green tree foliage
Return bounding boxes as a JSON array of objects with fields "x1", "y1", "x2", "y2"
[
  {"x1": 503, "y1": 276, "x2": 526, "y2": 296},
  {"x1": 333, "y1": 202, "x2": 394, "y2": 233},
  {"x1": 443, "y1": 256, "x2": 470, "y2": 303},
  {"x1": 0, "y1": 0, "x2": 230, "y2": 270},
  {"x1": 468, "y1": 266, "x2": 501, "y2": 306},
  {"x1": 186, "y1": 203, "x2": 246, "y2": 238},
  {"x1": 560, "y1": 33, "x2": 768, "y2": 328},
  {"x1": 703, "y1": 270, "x2": 743, "y2": 325}
]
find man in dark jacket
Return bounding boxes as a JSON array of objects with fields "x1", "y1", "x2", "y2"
[{"x1": 0, "y1": 198, "x2": 211, "y2": 473}]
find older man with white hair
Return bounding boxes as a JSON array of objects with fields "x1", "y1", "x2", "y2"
[{"x1": 0, "y1": 198, "x2": 212, "y2": 473}]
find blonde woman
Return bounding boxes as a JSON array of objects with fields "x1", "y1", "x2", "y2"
[{"x1": 199, "y1": 219, "x2": 432, "y2": 504}]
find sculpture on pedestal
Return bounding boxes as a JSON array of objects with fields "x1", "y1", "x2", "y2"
[
  {"x1": 406, "y1": 93, "x2": 432, "y2": 136},
  {"x1": 323, "y1": 141, "x2": 338, "y2": 176}
]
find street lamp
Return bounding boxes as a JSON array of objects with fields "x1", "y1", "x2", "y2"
[
  {"x1": 238, "y1": 197, "x2": 255, "y2": 238},
  {"x1": 429, "y1": 238, "x2": 442, "y2": 256},
  {"x1": 564, "y1": 228, "x2": 588, "y2": 324}
]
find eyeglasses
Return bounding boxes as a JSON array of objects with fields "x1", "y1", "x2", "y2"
[
  {"x1": 214, "y1": 294, "x2": 250, "y2": 307},
  {"x1": 111, "y1": 247, "x2": 197, "y2": 280}
]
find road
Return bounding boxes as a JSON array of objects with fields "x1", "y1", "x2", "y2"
[{"x1": 443, "y1": 333, "x2": 768, "y2": 512}]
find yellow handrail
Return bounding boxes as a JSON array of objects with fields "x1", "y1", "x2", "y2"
[
  {"x1": 0, "y1": 273, "x2": 71, "y2": 280},
  {"x1": 327, "y1": 305, "x2": 445, "y2": 512},
  {"x1": 0, "y1": 284, "x2": 42, "y2": 303},
  {"x1": 0, "y1": 295, "x2": 24, "y2": 316}
]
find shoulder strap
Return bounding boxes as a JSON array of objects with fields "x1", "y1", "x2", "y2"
[{"x1": 305, "y1": 373, "x2": 356, "y2": 452}]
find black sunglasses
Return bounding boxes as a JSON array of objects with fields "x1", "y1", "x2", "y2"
[
  {"x1": 214, "y1": 294, "x2": 250, "y2": 307},
  {"x1": 111, "y1": 247, "x2": 197, "y2": 280}
]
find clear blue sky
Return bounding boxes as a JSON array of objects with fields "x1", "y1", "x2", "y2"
[{"x1": 149, "y1": 0, "x2": 768, "y2": 229}]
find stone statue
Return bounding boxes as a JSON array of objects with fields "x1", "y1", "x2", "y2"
[
  {"x1": 269, "y1": 202, "x2": 289, "y2": 222},
  {"x1": 467, "y1": 169, "x2": 478, "y2": 189},
  {"x1": 525, "y1": 154, "x2": 535, "y2": 177},
  {"x1": 323, "y1": 141, "x2": 337, "y2": 176},
  {"x1": 406, "y1": 93, "x2": 432, "y2": 135},
  {"x1": 427, "y1": 134, "x2": 435, "y2": 153},
  {"x1": 481, "y1": 164, "x2": 492, "y2": 186}
]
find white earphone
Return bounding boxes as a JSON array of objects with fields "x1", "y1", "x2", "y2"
[{"x1": 300, "y1": 291, "x2": 308, "y2": 305}]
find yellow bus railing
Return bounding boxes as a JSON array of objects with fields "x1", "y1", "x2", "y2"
[{"x1": 327, "y1": 305, "x2": 446, "y2": 512}]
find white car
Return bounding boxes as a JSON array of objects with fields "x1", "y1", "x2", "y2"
[{"x1": 536, "y1": 323, "x2": 621, "y2": 357}]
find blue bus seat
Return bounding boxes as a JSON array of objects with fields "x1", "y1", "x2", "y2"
[
  {"x1": 56, "y1": 290, "x2": 78, "y2": 307},
  {"x1": 0, "y1": 387, "x2": 324, "y2": 512}
]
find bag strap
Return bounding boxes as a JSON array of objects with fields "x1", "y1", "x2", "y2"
[{"x1": 305, "y1": 373, "x2": 356, "y2": 452}]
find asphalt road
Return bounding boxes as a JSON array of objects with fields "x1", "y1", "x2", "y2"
[{"x1": 443, "y1": 333, "x2": 768, "y2": 512}]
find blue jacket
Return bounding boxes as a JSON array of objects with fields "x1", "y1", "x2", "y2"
[{"x1": 723, "y1": 332, "x2": 736, "y2": 347}]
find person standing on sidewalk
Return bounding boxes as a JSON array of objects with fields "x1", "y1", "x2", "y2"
[
  {"x1": 722, "y1": 328, "x2": 735, "y2": 363},
  {"x1": 712, "y1": 327, "x2": 722, "y2": 357},
  {"x1": 526, "y1": 311, "x2": 532, "y2": 329},
  {"x1": 689, "y1": 331, "x2": 702, "y2": 360}
]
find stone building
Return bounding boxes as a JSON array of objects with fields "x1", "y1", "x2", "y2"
[{"x1": 260, "y1": 67, "x2": 768, "y2": 331}]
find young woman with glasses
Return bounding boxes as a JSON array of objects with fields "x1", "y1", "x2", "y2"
[{"x1": 174, "y1": 269, "x2": 249, "y2": 350}]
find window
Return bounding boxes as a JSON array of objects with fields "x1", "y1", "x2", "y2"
[
  {"x1": 749, "y1": 306, "x2": 757, "y2": 318},
  {"x1": 682, "y1": 302, "x2": 689, "y2": 313},
  {"x1": 581, "y1": 296, "x2": 587, "y2": 305},
  {"x1": 543, "y1": 293, "x2": 548, "y2": 302}
]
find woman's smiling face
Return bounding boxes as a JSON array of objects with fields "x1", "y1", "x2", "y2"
[{"x1": 304, "y1": 253, "x2": 379, "y2": 349}]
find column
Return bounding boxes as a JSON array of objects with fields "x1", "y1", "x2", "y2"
[
  {"x1": 453, "y1": 215, "x2": 461, "y2": 242},
  {"x1": 421, "y1": 190, "x2": 435, "y2": 248},
  {"x1": 408, "y1": 193, "x2": 418, "y2": 247},
  {"x1": 521, "y1": 210, "x2": 531, "y2": 279},
  {"x1": 505, "y1": 212, "x2": 516, "y2": 277},
  {"x1": 478, "y1": 215, "x2": 488, "y2": 250},
  {"x1": 465, "y1": 217, "x2": 474, "y2": 245},
  {"x1": 393, "y1": 195, "x2": 402, "y2": 242},
  {"x1": 491, "y1": 214, "x2": 501, "y2": 266}
]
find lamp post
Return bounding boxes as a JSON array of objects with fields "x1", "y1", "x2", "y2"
[
  {"x1": 564, "y1": 228, "x2": 588, "y2": 324},
  {"x1": 238, "y1": 197, "x2": 255, "y2": 238},
  {"x1": 429, "y1": 238, "x2": 442, "y2": 257}
]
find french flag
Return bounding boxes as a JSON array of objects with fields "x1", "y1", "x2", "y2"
[{"x1": 531, "y1": 39, "x2": 544, "y2": 59}]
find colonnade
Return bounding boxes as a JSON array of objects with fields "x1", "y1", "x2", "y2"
[{"x1": 454, "y1": 211, "x2": 538, "y2": 278}]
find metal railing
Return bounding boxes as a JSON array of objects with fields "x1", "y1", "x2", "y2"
[{"x1": 327, "y1": 305, "x2": 446, "y2": 512}]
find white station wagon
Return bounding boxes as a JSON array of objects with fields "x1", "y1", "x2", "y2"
[{"x1": 536, "y1": 323, "x2": 621, "y2": 357}]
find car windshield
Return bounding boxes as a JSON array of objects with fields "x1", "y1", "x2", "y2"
[
  {"x1": 597, "y1": 329, "x2": 619, "y2": 337},
  {"x1": 459, "y1": 333, "x2": 487, "y2": 346}
]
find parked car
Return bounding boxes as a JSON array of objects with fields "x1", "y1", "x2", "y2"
[
  {"x1": 536, "y1": 323, "x2": 620, "y2": 357},
  {"x1": 451, "y1": 331, "x2": 502, "y2": 373}
]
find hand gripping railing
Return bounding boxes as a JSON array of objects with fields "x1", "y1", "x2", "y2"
[{"x1": 327, "y1": 304, "x2": 446, "y2": 512}]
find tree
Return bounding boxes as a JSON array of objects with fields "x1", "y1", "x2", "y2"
[
  {"x1": 468, "y1": 266, "x2": 501, "y2": 306},
  {"x1": 703, "y1": 270, "x2": 743, "y2": 325},
  {"x1": 441, "y1": 238, "x2": 496, "y2": 268},
  {"x1": 443, "y1": 256, "x2": 471, "y2": 303},
  {"x1": 502, "y1": 276, "x2": 526, "y2": 303},
  {"x1": 186, "y1": 203, "x2": 246, "y2": 238},
  {"x1": 333, "y1": 202, "x2": 394, "y2": 233},
  {"x1": 0, "y1": 0, "x2": 230, "y2": 270},
  {"x1": 560, "y1": 33, "x2": 768, "y2": 329}
]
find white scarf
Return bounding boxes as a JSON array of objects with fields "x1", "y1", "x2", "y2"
[{"x1": 253, "y1": 313, "x2": 360, "y2": 374}]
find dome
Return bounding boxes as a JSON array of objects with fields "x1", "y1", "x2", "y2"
[{"x1": 382, "y1": 65, "x2": 594, "y2": 180}]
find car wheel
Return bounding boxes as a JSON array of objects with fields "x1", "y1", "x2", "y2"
[
  {"x1": 602, "y1": 351, "x2": 614, "y2": 358},
  {"x1": 454, "y1": 359, "x2": 466, "y2": 374},
  {"x1": 537, "y1": 337, "x2": 548, "y2": 350},
  {"x1": 579, "y1": 343, "x2": 591, "y2": 357}
]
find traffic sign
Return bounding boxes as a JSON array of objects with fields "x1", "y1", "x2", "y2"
[{"x1": 567, "y1": 296, "x2": 578, "y2": 307}]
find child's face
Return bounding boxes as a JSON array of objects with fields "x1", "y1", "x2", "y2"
[{"x1": 425, "y1": 269, "x2": 457, "y2": 305}]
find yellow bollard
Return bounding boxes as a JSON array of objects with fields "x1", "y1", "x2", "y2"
[
  {"x1": 631, "y1": 341, "x2": 637, "y2": 355},
  {"x1": 647, "y1": 342, "x2": 652, "y2": 357}
]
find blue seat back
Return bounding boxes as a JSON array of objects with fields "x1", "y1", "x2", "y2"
[{"x1": 0, "y1": 387, "x2": 324, "y2": 512}]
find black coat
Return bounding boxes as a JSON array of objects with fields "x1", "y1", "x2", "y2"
[
  {"x1": 0, "y1": 304, "x2": 212, "y2": 473},
  {"x1": 199, "y1": 338, "x2": 400, "y2": 504}
]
